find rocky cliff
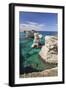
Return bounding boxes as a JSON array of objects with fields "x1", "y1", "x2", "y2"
[{"x1": 39, "y1": 36, "x2": 58, "y2": 64}]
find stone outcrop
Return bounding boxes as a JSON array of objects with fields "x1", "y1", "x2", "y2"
[
  {"x1": 39, "y1": 36, "x2": 58, "y2": 64},
  {"x1": 20, "y1": 67, "x2": 58, "y2": 78},
  {"x1": 24, "y1": 30, "x2": 36, "y2": 38}
]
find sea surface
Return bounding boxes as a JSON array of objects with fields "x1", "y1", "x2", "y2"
[
  {"x1": 38, "y1": 31, "x2": 57, "y2": 36},
  {"x1": 20, "y1": 31, "x2": 57, "y2": 76},
  {"x1": 20, "y1": 31, "x2": 57, "y2": 40}
]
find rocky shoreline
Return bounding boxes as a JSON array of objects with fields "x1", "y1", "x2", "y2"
[
  {"x1": 20, "y1": 67, "x2": 58, "y2": 78},
  {"x1": 20, "y1": 35, "x2": 58, "y2": 78},
  {"x1": 39, "y1": 36, "x2": 58, "y2": 64}
]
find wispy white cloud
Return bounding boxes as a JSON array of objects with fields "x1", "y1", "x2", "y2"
[{"x1": 19, "y1": 21, "x2": 45, "y2": 32}]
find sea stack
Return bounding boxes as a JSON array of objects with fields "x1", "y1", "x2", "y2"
[
  {"x1": 39, "y1": 36, "x2": 58, "y2": 64},
  {"x1": 24, "y1": 30, "x2": 37, "y2": 38}
]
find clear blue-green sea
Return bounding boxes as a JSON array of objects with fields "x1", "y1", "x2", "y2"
[{"x1": 20, "y1": 31, "x2": 57, "y2": 74}]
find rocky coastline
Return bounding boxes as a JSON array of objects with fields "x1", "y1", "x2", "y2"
[{"x1": 20, "y1": 35, "x2": 58, "y2": 78}]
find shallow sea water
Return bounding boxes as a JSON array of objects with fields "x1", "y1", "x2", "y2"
[{"x1": 20, "y1": 34, "x2": 57, "y2": 75}]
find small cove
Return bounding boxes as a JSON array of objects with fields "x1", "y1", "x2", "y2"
[{"x1": 20, "y1": 32, "x2": 57, "y2": 76}]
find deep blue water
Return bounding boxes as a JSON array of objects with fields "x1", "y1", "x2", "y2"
[
  {"x1": 20, "y1": 31, "x2": 57, "y2": 40},
  {"x1": 38, "y1": 31, "x2": 57, "y2": 36}
]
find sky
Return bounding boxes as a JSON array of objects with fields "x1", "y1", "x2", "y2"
[{"x1": 19, "y1": 11, "x2": 58, "y2": 32}]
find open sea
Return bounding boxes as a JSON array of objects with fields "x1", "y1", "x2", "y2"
[{"x1": 38, "y1": 31, "x2": 57, "y2": 36}]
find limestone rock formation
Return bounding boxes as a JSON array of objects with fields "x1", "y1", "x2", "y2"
[
  {"x1": 24, "y1": 30, "x2": 36, "y2": 38},
  {"x1": 39, "y1": 36, "x2": 58, "y2": 64}
]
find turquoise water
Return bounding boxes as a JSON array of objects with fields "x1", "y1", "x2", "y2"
[{"x1": 20, "y1": 34, "x2": 57, "y2": 74}]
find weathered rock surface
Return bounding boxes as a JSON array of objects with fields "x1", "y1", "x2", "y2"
[
  {"x1": 20, "y1": 67, "x2": 58, "y2": 78},
  {"x1": 39, "y1": 36, "x2": 58, "y2": 64},
  {"x1": 41, "y1": 67, "x2": 58, "y2": 76},
  {"x1": 24, "y1": 30, "x2": 36, "y2": 38}
]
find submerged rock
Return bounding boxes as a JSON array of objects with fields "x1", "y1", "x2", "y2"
[{"x1": 39, "y1": 36, "x2": 58, "y2": 64}]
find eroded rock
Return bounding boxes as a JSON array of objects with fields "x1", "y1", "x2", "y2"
[
  {"x1": 39, "y1": 36, "x2": 58, "y2": 64},
  {"x1": 20, "y1": 67, "x2": 58, "y2": 78}
]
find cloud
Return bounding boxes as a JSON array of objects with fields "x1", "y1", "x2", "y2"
[{"x1": 19, "y1": 21, "x2": 45, "y2": 32}]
